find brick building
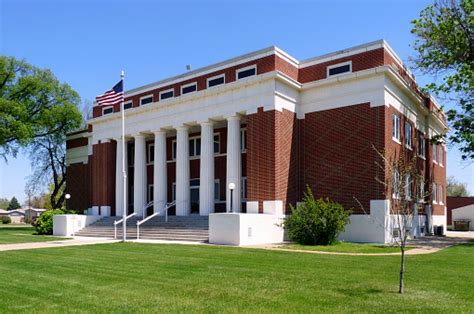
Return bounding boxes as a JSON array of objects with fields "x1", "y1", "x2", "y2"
[{"x1": 66, "y1": 40, "x2": 447, "y2": 243}]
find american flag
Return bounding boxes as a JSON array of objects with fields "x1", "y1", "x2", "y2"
[{"x1": 95, "y1": 80, "x2": 124, "y2": 106}]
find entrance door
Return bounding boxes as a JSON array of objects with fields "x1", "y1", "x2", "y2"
[{"x1": 190, "y1": 179, "x2": 199, "y2": 214}]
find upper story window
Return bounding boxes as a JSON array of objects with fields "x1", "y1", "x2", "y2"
[
  {"x1": 214, "y1": 134, "x2": 220, "y2": 154},
  {"x1": 147, "y1": 144, "x2": 154, "y2": 164},
  {"x1": 241, "y1": 177, "x2": 247, "y2": 201},
  {"x1": 432, "y1": 183, "x2": 437, "y2": 203},
  {"x1": 432, "y1": 144, "x2": 438, "y2": 163},
  {"x1": 392, "y1": 114, "x2": 401, "y2": 143},
  {"x1": 418, "y1": 181, "x2": 425, "y2": 203},
  {"x1": 102, "y1": 106, "x2": 114, "y2": 115},
  {"x1": 172, "y1": 140, "x2": 177, "y2": 159},
  {"x1": 160, "y1": 89, "x2": 174, "y2": 101},
  {"x1": 140, "y1": 95, "x2": 153, "y2": 105},
  {"x1": 207, "y1": 74, "x2": 225, "y2": 88},
  {"x1": 405, "y1": 122, "x2": 412, "y2": 149},
  {"x1": 181, "y1": 83, "x2": 197, "y2": 95},
  {"x1": 393, "y1": 168, "x2": 401, "y2": 199},
  {"x1": 439, "y1": 146, "x2": 444, "y2": 167},
  {"x1": 123, "y1": 101, "x2": 133, "y2": 110},
  {"x1": 241, "y1": 128, "x2": 247, "y2": 152},
  {"x1": 189, "y1": 137, "x2": 201, "y2": 157},
  {"x1": 439, "y1": 185, "x2": 444, "y2": 204},
  {"x1": 236, "y1": 65, "x2": 256, "y2": 80},
  {"x1": 327, "y1": 61, "x2": 352, "y2": 77},
  {"x1": 418, "y1": 133, "x2": 426, "y2": 159}
]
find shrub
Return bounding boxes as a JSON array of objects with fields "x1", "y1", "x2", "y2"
[
  {"x1": 35, "y1": 209, "x2": 65, "y2": 235},
  {"x1": 1, "y1": 216, "x2": 12, "y2": 224},
  {"x1": 283, "y1": 186, "x2": 351, "y2": 245}
]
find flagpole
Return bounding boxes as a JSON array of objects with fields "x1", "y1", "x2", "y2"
[{"x1": 121, "y1": 70, "x2": 127, "y2": 242}]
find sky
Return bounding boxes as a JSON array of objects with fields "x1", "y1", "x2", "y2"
[{"x1": 0, "y1": 0, "x2": 473, "y2": 203}]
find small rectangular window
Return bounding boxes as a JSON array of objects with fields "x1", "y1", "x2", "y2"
[
  {"x1": 393, "y1": 169, "x2": 401, "y2": 199},
  {"x1": 181, "y1": 83, "x2": 197, "y2": 95},
  {"x1": 439, "y1": 185, "x2": 444, "y2": 204},
  {"x1": 124, "y1": 101, "x2": 133, "y2": 110},
  {"x1": 214, "y1": 134, "x2": 220, "y2": 153},
  {"x1": 160, "y1": 89, "x2": 174, "y2": 100},
  {"x1": 102, "y1": 106, "x2": 114, "y2": 115},
  {"x1": 241, "y1": 128, "x2": 247, "y2": 152},
  {"x1": 327, "y1": 61, "x2": 352, "y2": 77},
  {"x1": 418, "y1": 133, "x2": 426, "y2": 158},
  {"x1": 148, "y1": 184, "x2": 154, "y2": 203},
  {"x1": 433, "y1": 144, "x2": 437, "y2": 163},
  {"x1": 418, "y1": 182, "x2": 425, "y2": 203},
  {"x1": 237, "y1": 66, "x2": 256, "y2": 80},
  {"x1": 241, "y1": 177, "x2": 247, "y2": 201},
  {"x1": 147, "y1": 144, "x2": 154, "y2": 164},
  {"x1": 140, "y1": 96, "x2": 153, "y2": 105},
  {"x1": 172, "y1": 140, "x2": 177, "y2": 160},
  {"x1": 214, "y1": 180, "x2": 220, "y2": 201},
  {"x1": 392, "y1": 114, "x2": 400, "y2": 142},
  {"x1": 172, "y1": 183, "x2": 176, "y2": 201},
  {"x1": 439, "y1": 146, "x2": 444, "y2": 166},
  {"x1": 207, "y1": 75, "x2": 225, "y2": 88},
  {"x1": 433, "y1": 183, "x2": 437, "y2": 203},
  {"x1": 405, "y1": 122, "x2": 412, "y2": 149}
]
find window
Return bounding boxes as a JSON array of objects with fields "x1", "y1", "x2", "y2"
[
  {"x1": 393, "y1": 169, "x2": 401, "y2": 199},
  {"x1": 405, "y1": 122, "x2": 412, "y2": 149},
  {"x1": 405, "y1": 175, "x2": 412, "y2": 200},
  {"x1": 439, "y1": 185, "x2": 444, "y2": 204},
  {"x1": 214, "y1": 180, "x2": 220, "y2": 201},
  {"x1": 148, "y1": 184, "x2": 154, "y2": 203},
  {"x1": 241, "y1": 128, "x2": 247, "y2": 152},
  {"x1": 432, "y1": 183, "x2": 437, "y2": 204},
  {"x1": 160, "y1": 89, "x2": 174, "y2": 100},
  {"x1": 207, "y1": 74, "x2": 225, "y2": 88},
  {"x1": 181, "y1": 83, "x2": 197, "y2": 95},
  {"x1": 172, "y1": 140, "x2": 177, "y2": 160},
  {"x1": 172, "y1": 183, "x2": 176, "y2": 201},
  {"x1": 102, "y1": 106, "x2": 114, "y2": 115},
  {"x1": 418, "y1": 181, "x2": 425, "y2": 203},
  {"x1": 123, "y1": 101, "x2": 133, "y2": 110},
  {"x1": 236, "y1": 65, "x2": 256, "y2": 80},
  {"x1": 241, "y1": 177, "x2": 247, "y2": 201},
  {"x1": 392, "y1": 114, "x2": 401, "y2": 142},
  {"x1": 432, "y1": 144, "x2": 437, "y2": 163},
  {"x1": 439, "y1": 146, "x2": 444, "y2": 166},
  {"x1": 140, "y1": 95, "x2": 153, "y2": 105},
  {"x1": 189, "y1": 137, "x2": 201, "y2": 157},
  {"x1": 214, "y1": 134, "x2": 220, "y2": 154},
  {"x1": 327, "y1": 61, "x2": 352, "y2": 77},
  {"x1": 418, "y1": 133, "x2": 426, "y2": 158},
  {"x1": 147, "y1": 144, "x2": 154, "y2": 164}
]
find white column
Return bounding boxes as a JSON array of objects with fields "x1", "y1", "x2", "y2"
[
  {"x1": 226, "y1": 116, "x2": 241, "y2": 212},
  {"x1": 153, "y1": 131, "x2": 167, "y2": 215},
  {"x1": 115, "y1": 138, "x2": 124, "y2": 217},
  {"x1": 133, "y1": 134, "x2": 147, "y2": 218},
  {"x1": 176, "y1": 126, "x2": 190, "y2": 216},
  {"x1": 199, "y1": 121, "x2": 215, "y2": 216}
]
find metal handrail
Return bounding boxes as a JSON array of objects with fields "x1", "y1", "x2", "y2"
[
  {"x1": 114, "y1": 212, "x2": 136, "y2": 239},
  {"x1": 136, "y1": 201, "x2": 176, "y2": 240}
]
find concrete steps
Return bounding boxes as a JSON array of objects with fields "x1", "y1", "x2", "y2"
[{"x1": 75, "y1": 215, "x2": 209, "y2": 242}]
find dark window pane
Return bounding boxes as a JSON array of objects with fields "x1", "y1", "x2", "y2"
[
  {"x1": 196, "y1": 138, "x2": 201, "y2": 156},
  {"x1": 328, "y1": 64, "x2": 351, "y2": 76},
  {"x1": 208, "y1": 76, "x2": 225, "y2": 87},
  {"x1": 214, "y1": 135, "x2": 220, "y2": 153},
  {"x1": 189, "y1": 139, "x2": 195, "y2": 156},
  {"x1": 149, "y1": 147, "x2": 154, "y2": 162},
  {"x1": 124, "y1": 102, "x2": 133, "y2": 110},
  {"x1": 182, "y1": 84, "x2": 197, "y2": 94},
  {"x1": 190, "y1": 179, "x2": 200, "y2": 186},
  {"x1": 172, "y1": 141, "x2": 177, "y2": 159},
  {"x1": 237, "y1": 67, "x2": 256, "y2": 79},
  {"x1": 214, "y1": 182, "x2": 220, "y2": 200},
  {"x1": 141, "y1": 97, "x2": 153, "y2": 105},
  {"x1": 160, "y1": 91, "x2": 174, "y2": 100},
  {"x1": 103, "y1": 107, "x2": 114, "y2": 115}
]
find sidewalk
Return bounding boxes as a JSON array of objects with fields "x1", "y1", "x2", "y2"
[{"x1": 0, "y1": 237, "x2": 119, "y2": 252}]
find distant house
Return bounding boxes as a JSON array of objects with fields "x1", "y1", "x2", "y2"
[
  {"x1": 24, "y1": 208, "x2": 47, "y2": 221},
  {"x1": 0, "y1": 209, "x2": 8, "y2": 216},
  {"x1": 6, "y1": 209, "x2": 26, "y2": 223}
]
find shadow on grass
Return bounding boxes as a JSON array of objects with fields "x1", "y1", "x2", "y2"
[{"x1": 337, "y1": 287, "x2": 383, "y2": 297}]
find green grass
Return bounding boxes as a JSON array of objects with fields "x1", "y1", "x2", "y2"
[
  {"x1": 283, "y1": 242, "x2": 413, "y2": 253},
  {"x1": 0, "y1": 226, "x2": 66, "y2": 244},
  {"x1": 0, "y1": 242, "x2": 473, "y2": 312}
]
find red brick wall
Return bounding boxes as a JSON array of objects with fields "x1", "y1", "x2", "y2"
[{"x1": 90, "y1": 141, "x2": 116, "y2": 214}]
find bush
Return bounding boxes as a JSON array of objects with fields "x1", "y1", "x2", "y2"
[
  {"x1": 35, "y1": 209, "x2": 65, "y2": 235},
  {"x1": 1, "y1": 216, "x2": 12, "y2": 224},
  {"x1": 283, "y1": 186, "x2": 351, "y2": 245}
]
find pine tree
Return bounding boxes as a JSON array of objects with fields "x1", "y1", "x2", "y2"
[{"x1": 7, "y1": 197, "x2": 21, "y2": 210}]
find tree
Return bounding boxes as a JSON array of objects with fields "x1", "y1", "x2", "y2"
[
  {"x1": 0, "y1": 56, "x2": 82, "y2": 159},
  {"x1": 411, "y1": 0, "x2": 473, "y2": 160},
  {"x1": 446, "y1": 175, "x2": 470, "y2": 196},
  {"x1": 0, "y1": 198, "x2": 9, "y2": 209},
  {"x1": 7, "y1": 196, "x2": 21, "y2": 210}
]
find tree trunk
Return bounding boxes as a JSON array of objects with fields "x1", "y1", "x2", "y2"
[{"x1": 399, "y1": 243, "x2": 405, "y2": 294}]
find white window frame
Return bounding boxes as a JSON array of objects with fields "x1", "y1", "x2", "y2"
[
  {"x1": 241, "y1": 177, "x2": 247, "y2": 201},
  {"x1": 393, "y1": 169, "x2": 401, "y2": 199},
  {"x1": 147, "y1": 143, "x2": 154, "y2": 164},
  {"x1": 432, "y1": 144, "x2": 438, "y2": 164},
  {"x1": 439, "y1": 145, "x2": 444, "y2": 167},
  {"x1": 392, "y1": 114, "x2": 401, "y2": 144},
  {"x1": 214, "y1": 179, "x2": 220, "y2": 201},
  {"x1": 214, "y1": 133, "x2": 220, "y2": 154},
  {"x1": 102, "y1": 106, "x2": 114, "y2": 115},
  {"x1": 236, "y1": 65, "x2": 257, "y2": 80},
  {"x1": 180, "y1": 82, "x2": 197, "y2": 95},
  {"x1": 418, "y1": 132, "x2": 426, "y2": 159},
  {"x1": 241, "y1": 128, "x2": 247, "y2": 152},
  {"x1": 326, "y1": 61, "x2": 352, "y2": 78},
  {"x1": 123, "y1": 101, "x2": 133, "y2": 110},
  {"x1": 432, "y1": 183, "x2": 437, "y2": 204},
  {"x1": 405, "y1": 121, "x2": 412, "y2": 150},
  {"x1": 439, "y1": 185, "x2": 444, "y2": 205},
  {"x1": 147, "y1": 184, "x2": 154, "y2": 203},
  {"x1": 189, "y1": 136, "x2": 201, "y2": 158},
  {"x1": 207, "y1": 74, "x2": 225, "y2": 88},
  {"x1": 139, "y1": 94, "x2": 154, "y2": 106},
  {"x1": 159, "y1": 88, "x2": 174, "y2": 101}
]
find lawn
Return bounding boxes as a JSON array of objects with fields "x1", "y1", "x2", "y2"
[
  {"x1": 283, "y1": 242, "x2": 412, "y2": 253},
  {"x1": 0, "y1": 242, "x2": 472, "y2": 312},
  {"x1": 0, "y1": 226, "x2": 66, "y2": 244}
]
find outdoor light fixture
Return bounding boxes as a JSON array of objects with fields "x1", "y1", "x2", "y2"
[
  {"x1": 229, "y1": 183, "x2": 235, "y2": 213},
  {"x1": 65, "y1": 194, "x2": 71, "y2": 200}
]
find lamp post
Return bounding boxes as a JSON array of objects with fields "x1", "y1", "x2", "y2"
[
  {"x1": 228, "y1": 183, "x2": 235, "y2": 213},
  {"x1": 65, "y1": 193, "x2": 71, "y2": 213}
]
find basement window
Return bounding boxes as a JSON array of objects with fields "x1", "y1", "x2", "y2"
[
  {"x1": 102, "y1": 106, "x2": 114, "y2": 115},
  {"x1": 236, "y1": 65, "x2": 256, "y2": 80},
  {"x1": 327, "y1": 61, "x2": 352, "y2": 77}
]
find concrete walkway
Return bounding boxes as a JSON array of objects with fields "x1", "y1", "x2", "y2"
[{"x1": 0, "y1": 237, "x2": 119, "y2": 252}]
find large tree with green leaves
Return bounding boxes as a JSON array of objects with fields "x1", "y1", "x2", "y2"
[
  {"x1": 0, "y1": 56, "x2": 83, "y2": 208},
  {"x1": 7, "y1": 196, "x2": 21, "y2": 210},
  {"x1": 411, "y1": 0, "x2": 473, "y2": 160}
]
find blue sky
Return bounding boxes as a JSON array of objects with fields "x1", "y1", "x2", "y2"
[{"x1": 1, "y1": 0, "x2": 473, "y2": 203}]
